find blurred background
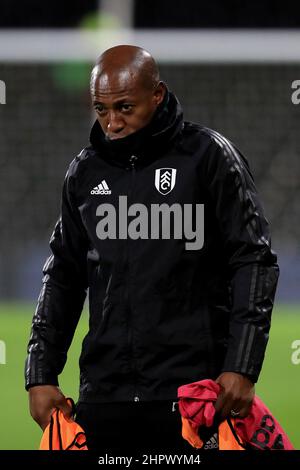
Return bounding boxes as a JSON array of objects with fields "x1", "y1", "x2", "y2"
[{"x1": 0, "y1": 0, "x2": 299, "y2": 450}]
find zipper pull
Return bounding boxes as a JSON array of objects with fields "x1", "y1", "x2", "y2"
[{"x1": 129, "y1": 155, "x2": 138, "y2": 169}]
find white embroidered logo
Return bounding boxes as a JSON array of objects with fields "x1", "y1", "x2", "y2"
[
  {"x1": 91, "y1": 180, "x2": 111, "y2": 195},
  {"x1": 155, "y1": 168, "x2": 177, "y2": 195}
]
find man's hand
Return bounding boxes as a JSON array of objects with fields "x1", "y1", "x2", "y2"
[
  {"x1": 214, "y1": 372, "x2": 255, "y2": 421},
  {"x1": 29, "y1": 385, "x2": 73, "y2": 431}
]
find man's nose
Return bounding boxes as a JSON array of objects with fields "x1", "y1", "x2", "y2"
[{"x1": 107, "y1": 111, "x2": 124, "y2": 134}]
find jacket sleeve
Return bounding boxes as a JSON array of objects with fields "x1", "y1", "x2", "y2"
[
  {"x1": 25, "y1": 162, "x2": 88, "y2": 389},
  {"x1": 205, "y1": 134, "x2": 279, "y2": 383}
]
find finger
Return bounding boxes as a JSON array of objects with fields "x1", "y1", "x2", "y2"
[
  {"x1": 235, "y1": 401, "x2": 251, "y2": 419},
  {"x1": 34, "y1": 411, "x2": 52, "y2": 431},
  {"x1": 57, "y1": 398, "x2": 73, "y2": 418},
  {"x1": 235, "y1": 392, "x2": 255, "y2": 418},
  {"x1": 220, "y1": 397, "x2": 235, "y2": 421},
  {"x1": 215, "y1": 391, "x2": 235, "y2": 421},
  {"x1": 31, "y1": 407, "x2": 53, "y2": 429},
  {"x1": 40, "y1": 418, "x2": 51, "y2": 432},
  {"x1": 214, "y1": 389, "x2": 225, "y2": 415}
]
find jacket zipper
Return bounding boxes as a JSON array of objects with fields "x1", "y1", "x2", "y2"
[{"x1": 125, "y1": 154, "x2": 140, "y2": 402}]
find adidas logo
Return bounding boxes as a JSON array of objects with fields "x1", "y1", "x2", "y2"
[
  {"x1": 91, "y1": 180, "x2": 111, "y2": 195},
  {"x1": 203, "y1": 433, "x2": 219, "y2": 450}
]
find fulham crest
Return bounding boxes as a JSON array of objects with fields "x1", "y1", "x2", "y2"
[{"x1": 155, "y1": 168, "x2": 177, "y2": 195}]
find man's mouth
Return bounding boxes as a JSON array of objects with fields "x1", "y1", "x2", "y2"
[{"x1": 106, "y1": 133, "x2": 128, "y2": 140}]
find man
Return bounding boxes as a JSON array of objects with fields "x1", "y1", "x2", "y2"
[{"x1": 25, "y1": 45, "x2": 279, "y2": 451}]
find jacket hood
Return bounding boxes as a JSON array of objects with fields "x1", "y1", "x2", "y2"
[{"x1": 89, "y1": 88, "x2": 184, "y2": 167}]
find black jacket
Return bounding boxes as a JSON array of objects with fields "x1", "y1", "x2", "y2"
[{"x1": 25, "y1": 91, "x2": 279, "y2": 403}]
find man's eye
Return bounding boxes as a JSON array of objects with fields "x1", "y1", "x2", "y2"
[
  {"x1": 95, "y1": 105, "x2": 106, "y2": 115},
  {"x1": 121, "y1": 104, "x2": 133, "y2": 112}
]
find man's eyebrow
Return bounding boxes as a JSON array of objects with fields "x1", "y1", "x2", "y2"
[{"x1": 93, "y1": 98, "x2": 135, "y2": 106}]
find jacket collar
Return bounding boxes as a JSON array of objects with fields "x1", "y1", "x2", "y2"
[{"x1": 89, "y1": 88, "x2": 184, "y2": 168}]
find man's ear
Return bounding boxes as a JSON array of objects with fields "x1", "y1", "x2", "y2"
[{"x1": 153, "y1": 81, "x2": 166, "y2": 106}]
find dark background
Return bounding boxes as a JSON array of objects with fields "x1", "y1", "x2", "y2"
[{"x1": 0, "y1": 0, "x2": 300, "y2": 28}]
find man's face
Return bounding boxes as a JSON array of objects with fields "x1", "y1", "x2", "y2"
[{"x1": 91, "y1": 69, "x2": 164, "y2": 140}]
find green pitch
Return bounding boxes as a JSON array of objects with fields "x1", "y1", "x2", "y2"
[{"x1": 0, "y1": 303, "x2": 299, "y2": 450}]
